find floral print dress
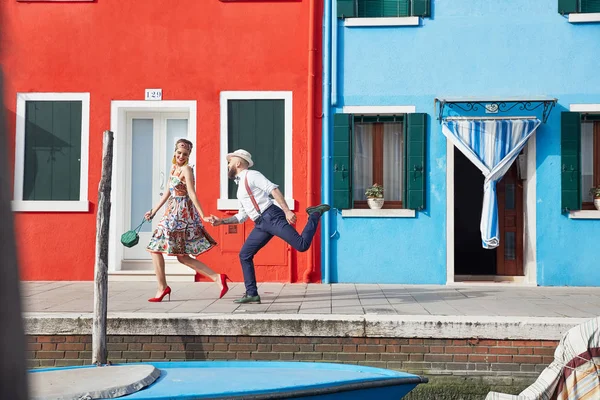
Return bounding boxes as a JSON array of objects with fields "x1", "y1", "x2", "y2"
[{"x1": 147, "y1": 166, "x2": 217, "y2": 256}]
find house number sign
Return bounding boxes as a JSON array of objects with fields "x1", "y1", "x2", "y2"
[{"x1": 145, "y1": 89, "x2": 162, "y2": 101}]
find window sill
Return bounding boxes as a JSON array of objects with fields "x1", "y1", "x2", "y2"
[
  {"x1": 12, "y1": 200, "x2": 90, "y2": 212},
  {"x1": 217, "y1": 198, "x2": 296, "y2": 211},
  {"x1": 344, "y1": 17, "x2": 420, "y2": 27},
  {"x1": 568, "y1": 12, "x2": 600, "y2": 23},
  {"x1": 341, "y1": 209, "x2": 416, "y2": 218},
  {"x1": 569, "y1": 210, "x2": 600, "y2": 219}
]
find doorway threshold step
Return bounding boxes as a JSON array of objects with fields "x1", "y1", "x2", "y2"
[{"x1": 453, "y1": 274, "x2": 533, "y2": 286}]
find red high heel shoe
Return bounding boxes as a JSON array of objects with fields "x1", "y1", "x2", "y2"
[
  {"x1": 148, "y1": 286, "x2": 171, "y2": 302},
  {"x1": 219, "y1": 275, "x2": 231, "y2": 299}
]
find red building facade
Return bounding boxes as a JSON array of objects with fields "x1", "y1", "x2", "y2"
[{"x1": 2, "y1": 0, "x2": 322, "y2": 282}]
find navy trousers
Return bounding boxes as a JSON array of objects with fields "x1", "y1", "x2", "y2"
[{"x1": 239, "y1": 205, "x2": 321, "y2": 297}]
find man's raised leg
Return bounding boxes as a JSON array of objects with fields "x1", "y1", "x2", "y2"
[{"x1": 267, "y1": 205, "x2": 330, "y2": 252}]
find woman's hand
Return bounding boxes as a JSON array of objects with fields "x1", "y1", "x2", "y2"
[
  {"x1": 203, "y1": 216, "x2": 216, "y2": 224},
  {"x1": 144, "y1": 209, "x2": 154, "y2": 221}
]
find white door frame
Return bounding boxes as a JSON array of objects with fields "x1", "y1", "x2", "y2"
[
  {"x1": 446, "y1": 134, "x2": 537, "y2": 285},
  {"x1": 109, "y1": 101, "x2": 197, "y2": 272}
]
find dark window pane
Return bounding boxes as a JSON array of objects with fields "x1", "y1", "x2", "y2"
[
  {"x1": 505, "y1": 183, "x2": 515, "y2": 210},
  {"x1": 23, "y1": 101, "x2": 82, "y2": 201},
  {"x1": 227, "y1": 100, "x2": 285, "y2": 199},
  {"x1": 505, "y1": 232, "x2": 516, "y2": 261}
]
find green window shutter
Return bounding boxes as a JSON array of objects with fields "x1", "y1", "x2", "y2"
[
  {"x1": 411, "y1": 0, "x2": 430, "y2": 17},
  {"x1": 227, "y1": 100, "x2": 285, "y2": 199},
  {"x1": 383, "y1": 0, "x2": 409, "y2": 17},
  {"x1": 23, "y1": 101, "x2": 82, "y2": 201},
  {"x1": 403, "y1": 113, "x2": 426, "y2": 210},
  {"x1": 357, "y1": 0, "x2": 410, "y2": 18},
  {"x1": 333, "y1": 114, "x2": 353, "y2": 210},
  {"x1": 581, "y1": 0, "x2": 600, "y2": 12},
  {"x1": 558, "y1": 0, "x2": 579, "y2": 14},
  {"x1": 337, "y1": 0, "x2": 356, "y2": 18},
  {"x1": 561, "y1": 112, "x2": 582, "y2": 213},
  {"x1": 358, "y1": 1, "x2": 378, "y2": 17}
]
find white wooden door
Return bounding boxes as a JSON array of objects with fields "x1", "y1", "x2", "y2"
[{"x1": 122, "y1": 112, "x2": 189, "y2": 264}]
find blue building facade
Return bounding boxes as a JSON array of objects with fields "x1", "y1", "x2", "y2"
[{"x1": 321, "y1": 0, "x2": 600, "y2": 286}]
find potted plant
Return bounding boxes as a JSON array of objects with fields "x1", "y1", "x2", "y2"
[
  {"x1": 590, "y1": 187, "x2": 600, "y2": 210},
  {"x1": 365, "y1": 183, "x2": 384, "y2": 210}
]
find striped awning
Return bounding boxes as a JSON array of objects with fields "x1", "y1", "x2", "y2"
[{"x1": 442, "y1": 118, "x2": 541, "y2": 249}]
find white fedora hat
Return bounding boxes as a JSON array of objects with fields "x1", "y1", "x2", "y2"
[{"x1": 226, "y1": 149, "x2": 254, "y2": 168}]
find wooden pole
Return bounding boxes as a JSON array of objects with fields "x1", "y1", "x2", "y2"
[
  {"x1": 92, "y1": 130, "x2": 114, "y2": 365},
  {"x1": 0, "y1": 69, "x2": 29, "y2": 399}
]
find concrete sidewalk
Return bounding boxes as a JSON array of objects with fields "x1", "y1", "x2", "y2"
[
  {"x1": 21, "y1": 281, "x2": 600, "y2": 317},
  {"x1": 21, "y1": 281, "x2": 600, "y2": 340}
]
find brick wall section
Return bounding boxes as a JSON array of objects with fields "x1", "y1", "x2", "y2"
[{"x1": 27, "y1": 336, "x2": 558, "y2": 377}]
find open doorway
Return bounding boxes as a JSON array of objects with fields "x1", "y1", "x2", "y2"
[
  {"x1": 454, "y1": 148, "x2": 524, "y2": 277},
  {"x1": 454, "y1": 148, "x2": 496, "y2": 275}
]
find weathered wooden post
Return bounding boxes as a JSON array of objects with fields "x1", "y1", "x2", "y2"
[
  {"x1": 0, "y1": 69, "x2": 29, "y2": 399},
  {"x1": 92, "y1": 130, "x2": 114, "y2": 365}
]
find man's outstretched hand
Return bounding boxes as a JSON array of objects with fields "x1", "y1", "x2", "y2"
[
  {"x1": 285, "y1": 210, "x2": 296, "y2": 225},
  {"x1": 208, "y1": 215, "x2": 222, "y2": 226}
]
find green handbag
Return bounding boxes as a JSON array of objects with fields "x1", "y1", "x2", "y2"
[{"x1": 120, "y1": 218, "x2": 148, "y2": 248}]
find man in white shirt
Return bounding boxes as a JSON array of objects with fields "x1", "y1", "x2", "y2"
[{"x1": 210, "y1": 149, "x2": 330, "y2": 304}]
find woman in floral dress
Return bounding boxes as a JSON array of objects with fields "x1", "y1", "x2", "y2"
[{"x1": 145, "y1": 139, "x2": 229, "y2": 302}]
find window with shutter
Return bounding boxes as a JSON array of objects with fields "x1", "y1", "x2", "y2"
[
  {"x1": 558, "y1": 0, "x2": 600, "y2": 14},
  {"x1": 13, "y1": 93, "x2": 90, "y2": 212},
  {"x1": 332, "y1": 112, "x2": 427, "y2": 211},
  {"x1": 219, "y1": 92, "x2": 293, "y2": 211},
  {"x1": 227, "y1": 99, "x2": 285, "y2": 199},
  {"x1": 353, "y1": 117, "x2": 404, "y2": 209},
  {"x1": 337, "y1": 0, "x2": 431, "y2": 18}
]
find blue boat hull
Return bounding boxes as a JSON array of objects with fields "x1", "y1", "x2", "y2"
[
  {"x1": 230, "y1": 380, "x2": 421, "y2": 399},
  {"x1": 31, "y1": 361, "x2": 427, "y2": 399}
]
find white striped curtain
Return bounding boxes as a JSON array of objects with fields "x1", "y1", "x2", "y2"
[{"x1": 442, "y1": 118, "x2": 541, "y2": 249}]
